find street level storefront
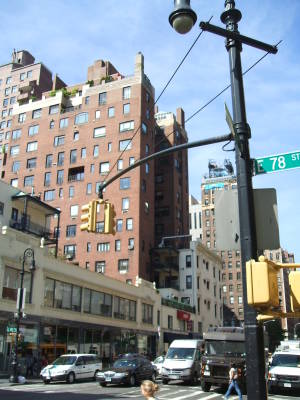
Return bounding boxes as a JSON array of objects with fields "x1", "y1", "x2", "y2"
[{"x1": 0, "y1": 312, "x2": 156, "y2": 374}]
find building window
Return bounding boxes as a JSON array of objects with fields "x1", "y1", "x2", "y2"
[
  {"x1": 12, "y1": 129, "x2": 21, "y2": 140},
  {"x1": 57, "y1": 170, "x2": 64, "y2": 185},
  {"x1": 128, "y1": 238, "x2": 134, "y2": 250},
  {"x1": 142, "y1": 303, "x2": 153, "y2": 324},
  {"x1": 186, "y1": 255, "x2": 192, "y2": 268},
  {"x1": 119, "y1": 139, "x2": 132, "y2": 151},
  {"x1": 20, "y1": 72, "x2": 26, "y2": 81},
  {"x1": 142, "y1": 122, "x2": 148, "y2": 134},
  {"x1": 120, "y1": 177, "x2": 130, "y2": 190},
  {"x1": 28, "y1": 125, "x2": 39, "y2": 136},
  {"x1": 99, "y1": 92, "x2": 107, "y2": 105},
  {"x1": 69, "y1": 186, "x2": 74, "y2": 198},
  {"x1": 49, "y1": 104, "x2": 59, "y2": 114},
  {"x1": 11, "y1": 179, "x2": 18, "y2": 188},
  {"x1": 120, "y1": 120, "x2": 134, "y2": 132},
  {"x1": 123, "y1": 103, "x2": 130, "y2": 114},
  {"x1": 123, "y1": 86, "x2": 131, "y2": 99},
  {"x1": 12, "y1": 161, "x2": 20, "y2": 173},
  {"x1": 129, "y1": 157, "x2": 135, "y2": 166},
  {"x1": 114, "y1": 297, "x2": 136, "y2": 321},
  {"x1": 73, "y1": 131, "x2": 79, "y2": 141},
  {"x1": 54, "y1": 135, "x2": 65, "y2": 146},
  {"x1": 24, "y1": 175, "x2": 34, "y2": 187},
  {"x1": 97, "y1": 242, "x2": 110, "y2": 252},
  {"x1": 49, "y1": 120, "x2": 55, "y2": 129},
  {"x1": 145, "y1": 163, "x2": 149, "y2": 174},
  {"x1": 2, "y1": 266, "x2": 31, "y2": 303},
  {"x1": 118, "y1": 259, "x2": 129, "y2": 274},
  {"x1": 44, "y1": 278, "x2": 81, "y2": 311},
  {"x1": 44, "y1": 190, "x2": 55, "y2": 201},
  {"x1": 32, "y1": 109, "x2": 42, "y2": 119},
  {"x1": 117, "y1": 159, "x2": 123, "y2": 170},
  {"x1": 86, "y1": 183, "x2": 92, "y2": 194},
  {"x1": 66, "y1": 225, "x2": 76, "y2": 237},
  {"x1": 126, "y1": 218, "x2": 133, "y2": 231},
  {"x1": 59, "y1": 118, "x2": 68, "y2": 129},
  {"x1": 26, "y1": 158, "x2": 36, "y2": 169},
  {"x1": 45, "y1": 154, "x2": 53, "y2": 168},
  {"x1": 122, "y1": 197, "x2": 129, "y2": 211},
  {"x1": 108, "y1": 107, "x2": 115, "y2": 118},
  {"x1": 44, "y1": 172, "x2": 51, "y2": 186},
  {"x1": 75, "y1": 112, "x2": 88, "y2": 124},
  {"x1": 108, "y1": 142, "x2": 112, "y2": 152},
  {"x1": 100, "y1": 162, "x2": 109, "y2": 174},
  {"x1": 115, "y1": 240, "x2": 121, "y2": 252},
  {"x1": 95, "y1": 110, "x2": 101, "y2": 119},
  {"x1": 168, "y1": 315, "x2": 173, "y2": 330},
  {"x1": 70, "y1": 205, "x2": 79, "y2": 217},
  {"x1": 26, "y1": 141, "x2": 38, "y2": 152},
  {"x1": 19, "y1": 112, "x2": 27, "y2": 123},
  {"x1": 94, "y1": 126, "x2": 106, "y2": 138},
  {"x1": 57, "y1": 152, "x2": 64, "y2": 166},
  {"x1": 237, "y1": 272, "x2": 241, "y2": 280},
  {"x1": 70, "y1": 149, "x2": 77, "y2": 164},
  {"x1": 95, "y1": 261, "x2": 105, "y2": 274},
  {"x1": 116, "y1": 219, "x2": 123, "y2": 232},
  {"x1": 186, "y1": 275, "x2": 192, "y2": 289},
  {"x1": 85, "y1": 96, "x2": 90, "y2": 105}
]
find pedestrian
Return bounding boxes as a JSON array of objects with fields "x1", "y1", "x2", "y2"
[
  {"x1": 25, "y1": 353, "x2": 34, "y2": 378},
  {"x1": 224, "y1": 363, "x2": 242, "y2": 400},
  {"x1": 140, "y1": 380, "x2": 159, "y2": 400}
]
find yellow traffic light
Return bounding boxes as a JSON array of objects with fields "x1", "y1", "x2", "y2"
[
  {"x1": 80, "y1": 200, "x2": 97, "y2": 232},
  {"x1": 289, "y1": 271, "x2": 300, "y2": 312},
  {"x1": 246, "y1": 256, "x2": 280, "y2": 310},
  {"x1": 104, "y1": 202, "x2": 116, "y2": 235}
]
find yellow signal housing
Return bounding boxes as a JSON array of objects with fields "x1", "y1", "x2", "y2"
[
  {"x1": 104, "y1": 202, "x2": 116, "y2": 235},
  {"x1": 289, "y1": 271, "x2": 300, "y2": 312},
  {"x1": 80, "y1": 200, "x2": 97, "y2": 232},
  {"x1": 246, "y1": 256, "x2": 279, "y2": 310}
]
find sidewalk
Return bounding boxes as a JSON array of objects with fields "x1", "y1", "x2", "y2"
[{"x1": 0, "y1": 377, "x2": 42, "y2": 386}]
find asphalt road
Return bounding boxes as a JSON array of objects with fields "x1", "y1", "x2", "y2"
[{"x1": 0, "y1": 379, "x2": 299, "y2": 400}]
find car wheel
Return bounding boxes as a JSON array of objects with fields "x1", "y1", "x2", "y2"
[
  {"x1": 151, "y1": 372, "x2": 156, "y2": 382},
  {"x1": 94, "y1": 370, "x2": 100, "y2": 381},
  {"x1": 43, "y1": 379, "x2": 50, "y2": 384},
  {"x1": 129, "y1": 374, "x2": 136, "y2": 386},
  {"x1": 201, "y1": 381, "x2": 211, "y2": 392},
  {"x1": 100, "y1": 382, "x2": 107, "y2": 387},
  {"x1": 162, "y1": 379, "x2": 169, "y2": 385},
  {"x1": 67, "y1": 372, "x2": 75, "y2": 384}
]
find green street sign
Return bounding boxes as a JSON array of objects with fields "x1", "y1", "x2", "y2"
[
  {"x1": 254, "y1": 150, "x2": 300, "y2": 175},
  {"x1": 6, "y1": 326, "x2": 17, "y2": 334}
]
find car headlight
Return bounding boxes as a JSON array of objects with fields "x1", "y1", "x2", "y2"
[
  {"x1": 115, "y1": 372, "x2": 129, "y2": 378},
  {"x1": 268, "y1": 373, "x2": 276, "y2": 380},
  {"x1": 183, "y1": 368, "x2": 191, "y2": 375}
]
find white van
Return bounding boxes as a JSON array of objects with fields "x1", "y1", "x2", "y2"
[
  {"x1": 40, "y1": 354, "x2": 102, "y2": 384},
  {"x1": 161, "y1": 339, "x2": 203, "y2": 385},
  {"x1": 268, "y1": 343, "x2": 300, "y2": 393}
]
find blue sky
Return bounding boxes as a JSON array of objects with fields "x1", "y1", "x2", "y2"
[{"x1": 1, "y1": 0, "x2": 300, "y2": 261}]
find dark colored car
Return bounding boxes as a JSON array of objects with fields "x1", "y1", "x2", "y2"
[{"x1": 96, "y1": 356, "x2": 156, "y2": 387}]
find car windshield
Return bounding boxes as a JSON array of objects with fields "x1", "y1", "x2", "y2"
[
  {"x1": 205, "y1": 340, "x2": 246, "y2": 357},
  {"x1": 53, "y1": 356, "x2": 77, "y2": 366},
  {"x1": 113, "y1": 359, "x2": 138, "y2": 368},
  {"x1": 271, "y1": 354, "x2": 300, "y2": 368},
  {"x1": 166, "y1": 348, "x2": 195, "y2": 360}
]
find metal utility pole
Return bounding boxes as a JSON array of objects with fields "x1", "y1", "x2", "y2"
[{"x1": 168, "y1": 1, "x2": 279, "y2": 398}]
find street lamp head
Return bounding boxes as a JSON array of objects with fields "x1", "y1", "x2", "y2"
[
  {"x1": 29, "y1": 258, "x2": 36, "y2": 271},
  {"x1": 169, "y1": 0, "x2": 197, "y2": 34}
]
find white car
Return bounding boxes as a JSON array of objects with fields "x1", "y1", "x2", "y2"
[
  {"x1": 268, "y1": 350, "x2": 300, "y2": 393},
  {"x1": 40, "y1": 354, "x2": 102, "y2": 384},
  {"x1": 152, "y1": 356, "x2": 165, "y2": 376}
]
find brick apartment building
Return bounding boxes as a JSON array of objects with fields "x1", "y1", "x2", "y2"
[
  {"x1": 200, "y1": 160, "x2": 243, "y2": 325},
  {"x1": 0, "y1": 50, "x2": 189, "y2": 285}
]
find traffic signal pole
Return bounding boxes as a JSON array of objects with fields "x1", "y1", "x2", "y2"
[{"x1": 221, "y1": 1, "x2": 266, "y2": 398}]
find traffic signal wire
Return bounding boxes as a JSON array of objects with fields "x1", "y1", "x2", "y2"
[{"x1": 105, "y1": 19, "x2": 212, "y2": 183}]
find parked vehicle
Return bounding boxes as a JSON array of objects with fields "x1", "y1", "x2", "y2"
[
  {"x1": 268, "y1": 341, "x2": 300, "y2": 393},
  {"x1": 152, "y1": 356, "x2": 165, "y2": 376},
  {"x1": 40, "y1": 354, "x2": 102, "y2": 384},
  {"x1": 161, "y1": 339, "x2": 203, "y2": 385},
  {"x1": 96, "y1": 354, "x2": 156, "y2": 387},
  {"x1": 200, "y1": 327, "x2": 246, "y2": 392}
]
